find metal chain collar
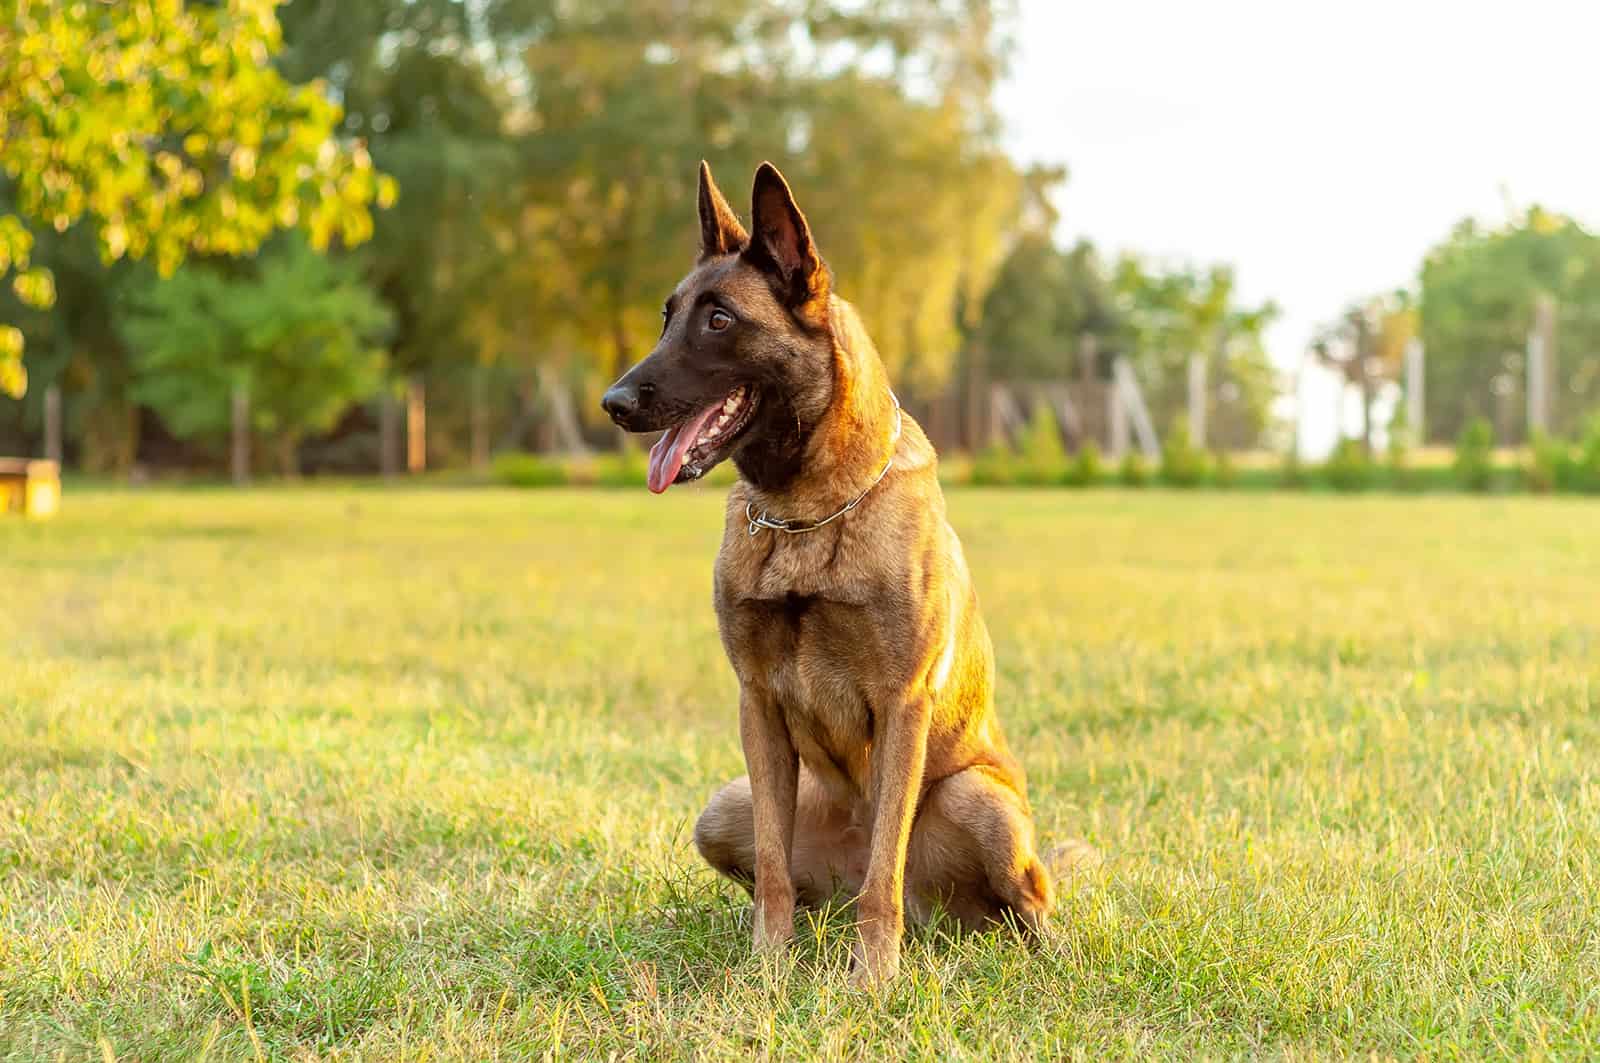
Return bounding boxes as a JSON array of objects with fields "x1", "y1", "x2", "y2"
[{"x1": 746, "y1": 389, "x2": 902, "y2": 536}]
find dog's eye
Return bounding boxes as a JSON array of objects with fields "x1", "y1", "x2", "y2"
[{"x1": 708, "y1": 308, "x2": 732, "y2": 332}]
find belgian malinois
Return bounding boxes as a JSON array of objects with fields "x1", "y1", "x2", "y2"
[{"x1": 602, "y1": 161, "x2": 1065, "y2": 983}]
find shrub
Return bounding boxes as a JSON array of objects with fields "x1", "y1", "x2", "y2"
[
  {"x1": 970, "y1": 441, "x2": 1017, "y2": 486},
  {"x1": 1568, "y1": 416, "x2": 1600, "y2": 496},
  {"x1": 1212, "y1": 449, "x2": 1238, "y2": 488},
  {"x1": 1015, "y1": 406, "x2": 1069, "y2": 485},
  {"x1": 1119, "y1": 450, "x2": 1149, "y2": 487},
  {"x1": 1066, "y1": 441, "x2": 1103, "y2": 487},
  {"x1": 1323, "y1": 438, "x2": 1376, "y2": 492},
  {"x1": 491, "y1": 452, "x2": 566, "y2": 487},
  {"x1": 1159, "y1": 421, "x2": 1208, "y2": 487},
  {"x1": 1453, "y1": 418, "x2": 1495, "y2": 492},
  {"x1": 1386, "y1": 438, "x2": 1419, "y2": 492},
  {"x1": 1280, "y1": 449, "x2": 1308, "y2": 488},
  {"x1": 1525, "y1": 432, "x2": 1568, "y2": 494}
]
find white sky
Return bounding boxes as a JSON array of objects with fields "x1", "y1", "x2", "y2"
[{"x1": 997, "y1": 0, "x2": 1600, "y2": 454}]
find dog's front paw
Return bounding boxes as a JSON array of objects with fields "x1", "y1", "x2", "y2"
[
  {"x1": 751, "y1": 888, "x2": 794, "y2": 954},
  {"x1": 847, "y1": 931, "x2": 900, "y2": 989}
]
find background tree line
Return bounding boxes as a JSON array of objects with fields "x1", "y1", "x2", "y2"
[{"x1": 2, "y1": 1, "x2": 1596, "y2": 474}]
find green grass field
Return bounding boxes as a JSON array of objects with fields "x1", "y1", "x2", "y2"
[{"x1": 4, "y1": 487, "x2": 1598, "y2": 1060}]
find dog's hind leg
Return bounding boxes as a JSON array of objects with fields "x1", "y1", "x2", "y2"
[
  {"x1": 694, "y1": 771, "x2": 867, "y2": 907},
  {"x1": 905, "y1": 765, "x2": 1054, "y2": 934}
]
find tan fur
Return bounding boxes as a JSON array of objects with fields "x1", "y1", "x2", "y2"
[
  {"x1": 698, "y1": 294, "x2": 1054, "y2": 983},
  {"x1": 608, "y1": 162, "x2": 1060, "y2": 985}
]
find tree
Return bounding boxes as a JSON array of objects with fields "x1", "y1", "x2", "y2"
[
  {"x1": 122, "y1": 238, "x2": 391, "y2": 475},
  {"x1": 1112, "y1": 258, "x2": 1278, "y2": 447},
  {"x1": 1420, "y1": 207, "x2": 1600, "y2": 442},
  {"x1": 1313, "y1": 292, "x2": 1416, "y2": 456},
  {"x1": 974, "y1": 234, "x2": 1120, "y2": 380},
  {"x1": 515, "y1": 0, "x2": 1024, "y2": 390},
  {"x1": 0, "y1": 0, "x2": 395, "y2": 397}
]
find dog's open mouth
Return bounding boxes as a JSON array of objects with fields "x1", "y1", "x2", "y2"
[{"x1": 646, "y1": 385, "x2": 759, "y2": 493}]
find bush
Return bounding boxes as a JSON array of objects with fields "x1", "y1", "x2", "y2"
[
  {"x1": 1159, "y1": 422, "x2": 1209, "y2": 487},
  {"x1": 1453, "y1": 418, "x2": 1495, "y2": 492},
  {"x1": 1280, "y1": 450, "x2": 1308, "y2": 488},
  {"x1": 1525, "y1": 432, "x2": 1568, "y2": 494},
  {"x1": 971, "y1": 441, "x2": 1017, "y2": 486},
  {"x1": 1212, "y1": 449, "x2": 1238, "y2": 488},
  {"x1": 1119, "y1": 450, "x2": 1149, "y2": 487},
  {"x1": 491, "y1": 452, "x2": 566, "y2": 487},
  {"x1": 1573, "y1": 415, "x2": 1600, "y2": 494},
  {"x1": 1066, "y1": 441, "x2": 1103, "y2": 487},
  {"x1": 1323, "y1": 438, "x2": 1376, "y2": 492},
  {"x1": 1015, "y1": 406, "x2": 1069, "y2": 485}
]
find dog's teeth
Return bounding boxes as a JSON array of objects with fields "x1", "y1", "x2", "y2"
[{"x1": 706, "y1": 424, "x2": 721, "y2": 438}]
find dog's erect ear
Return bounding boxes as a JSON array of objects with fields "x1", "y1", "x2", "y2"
[
  {"x1": 698, "y1": 161, "x2": 748, "y2": 259},
  {"x1": 743, "y1": 161, "x2": 829, "y2": 311}
]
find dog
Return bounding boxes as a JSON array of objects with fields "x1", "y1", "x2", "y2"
[{"x1": 602, "y1": 161, "x2": 1064, "y2": 984}]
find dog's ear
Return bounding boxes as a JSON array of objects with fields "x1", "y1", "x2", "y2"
[
  {"x1": 698, "y1": 161, "x2": 748, "y2": 259},
  {"x1": 743, "y1": 161, "x2": 829, "y2": 312}
]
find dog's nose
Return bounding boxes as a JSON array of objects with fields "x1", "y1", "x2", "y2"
[{"x1": 601, "y1": 383, "x2": 639, "y2": 423}]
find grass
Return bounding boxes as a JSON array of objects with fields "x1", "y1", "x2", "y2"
[{"x1": 3, "y1": 486, "x2": 1598, "y2": 1060}]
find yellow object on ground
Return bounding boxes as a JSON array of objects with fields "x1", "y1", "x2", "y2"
[{"x1": 0, "y1": 458, "x2": 59, "y2": 518}]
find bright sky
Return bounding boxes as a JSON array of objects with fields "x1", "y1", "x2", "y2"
[{"x1": 997, "y1": 0, "x2": 1600, "y2": 454}]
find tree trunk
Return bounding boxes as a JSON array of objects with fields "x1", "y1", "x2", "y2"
[
  {"x1": 406, "y1": 375, "x2": 426, "y2": 473},
  {"x1": 277, "y1": 434, "x2": 300, "y2": 479},
  {"x1": 231, "y1": 385, "x2": 250, "y2": 486},
  {"x1": 43, "y1": 383, "x2": 63, "y2": 465},
  {"x1": 470, "y1": 367, "x2": 490, "y2": 470},
  {"x1": 537, "y1": 363, "x2": 589, "y2": 454},
  {"x1": 1359, "y1": 363, "x2": 1375, "y2": 456}
]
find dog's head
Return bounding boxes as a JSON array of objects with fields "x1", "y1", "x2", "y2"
[{"x1": 601, "y1": 161, "x2": 836, "y2": 493}]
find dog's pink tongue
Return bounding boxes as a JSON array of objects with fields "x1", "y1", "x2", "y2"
[
  {"x1": 646, "y1": 401, "x2": 723, "y2": 494},
  {"x1": 647, "y1": 424, "x2": 687, "y2": 494}
]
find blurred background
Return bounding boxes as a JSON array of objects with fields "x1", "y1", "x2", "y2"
[{"x1": 2, "y1": 0, "x2": 1598, "y2": 491}]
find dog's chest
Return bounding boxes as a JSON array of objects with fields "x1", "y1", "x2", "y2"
[{"x1": 723, "y1": 591, "x2": 877, "y2": 788}]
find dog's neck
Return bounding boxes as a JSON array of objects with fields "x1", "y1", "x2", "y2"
[{"x1": 736, "y1": 298, "x2": 899, "y2": 518}]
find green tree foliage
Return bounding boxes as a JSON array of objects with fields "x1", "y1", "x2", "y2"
[
  {"x1": 974, "y1": 233, "x2": 1119, "y2": 380},
  {"x1": 0, "y1": 0, "x2": 395, "y2": 396},
  {"x1": 123, "y1": 239, "x2": 391, "y2": 474},
  {"x1": 1114, "y1": 258, "x2": 1278, "y2": 448},
  {"x1": 1313, "y1": 292, "x2": 1416, "y2": 456},
  {"x1": 510, "y1": 0, "x2": 1023, "y2": 385},
  {"x1": 277, "y1": 0, "x2": 525, "y2": 379},
  {"x1": 1420, "y1": 207, "x2": 1600, "y2": 442}
]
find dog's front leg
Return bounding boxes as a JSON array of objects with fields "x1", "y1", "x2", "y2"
[
  {"x1": 739, "y1": 687, "x2": 798, "y2": 954},
  {"x1": 851, "y1": 692, "x2": 931, "y2": 985}
]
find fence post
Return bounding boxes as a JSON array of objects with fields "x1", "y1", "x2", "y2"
[
  {"x1": 1527, "y1": 296, "x2": 1554, "y2": 439},
  {"x1": 1107, "y1": 368, "x2": 1129, "y2": 459},
  {"x1": 43, "y1": 383, "x2": 63, "y2": 465},
  {"x1": 1404, "y1": 338, "x2": 1424, "y2": 445},
  {"x1": 1187, "y1": 353, "x2": 1207, "y2": 447},
  {"x1": 230, "y1": 385, "x2": 250, "y2": 485}
]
